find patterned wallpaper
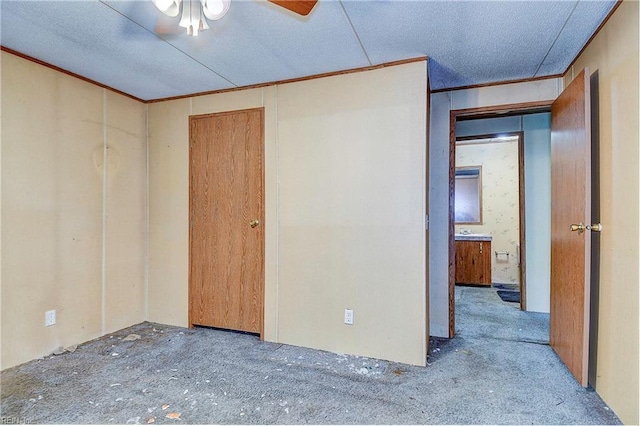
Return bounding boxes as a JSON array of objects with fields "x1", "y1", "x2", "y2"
[{"x1": 456, "y1": 139, "x2": 520, "y2": 284}]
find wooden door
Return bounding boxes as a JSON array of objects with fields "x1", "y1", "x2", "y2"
[
  {"x1": 189, "y1": 108, "x2": 264, "y2": 336},
  {"x1": 549, "y1": 69, "x2": 592, "y2": 386}
]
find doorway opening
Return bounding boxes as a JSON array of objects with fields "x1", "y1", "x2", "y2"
[
  {"x1": 454, "y1": 132, "x2": 524, "y2": 292},
  {"x1": 448, "y1": 102, "x2": 553, "y2": 339}
]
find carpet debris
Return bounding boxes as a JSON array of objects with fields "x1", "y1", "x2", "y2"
[
  {"x1": 162, "y1": 404, "x2": 170, "y2": 410},
  {"x1": 392, "y1": 368, "x2": 406, "y2": 376},
  {"x1": 165, "y1": 412, "x2": 181, "y2": 420},
  {"x1": 65, "y1": 344, "x2": 78, "y2": 353},
  {"x1": 52, "y1": 346, "x2": 65, "y2": 356},
  {"x1": 123, "y1": 334, "x2": 142, "y2": 342},
  {"x1": 147, "y1": 417, "x2": 155, "y2": 424}
]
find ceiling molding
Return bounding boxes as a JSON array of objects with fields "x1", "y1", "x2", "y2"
[
  {"x1": 431, "y1": 74, "x2": 563, "y2": 94},
  {"x1": 1, "y1": 45, "x2": 425, "y2": 105},
  {"x1": 0, "y1": 46, "x2": 145, "y2": 103},
  {"x1": 145, "y1": 56, "x2": 428, "y2": 103}
]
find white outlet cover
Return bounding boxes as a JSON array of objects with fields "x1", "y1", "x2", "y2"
[
  {"x1": 45, "y1": 310, "x2": 56, "y2": 327},
  {"x1": 344, "y1": 309, "x2": 354, "y2": 325}
]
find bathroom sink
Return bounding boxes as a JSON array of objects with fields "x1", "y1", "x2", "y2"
[{"x1": 455, "y1": 233, "x2": 492, "y2": 241}]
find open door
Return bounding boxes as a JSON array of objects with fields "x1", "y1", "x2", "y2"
[{"x1": 549, "y1": 68, "x2": 596, "y2": 387}]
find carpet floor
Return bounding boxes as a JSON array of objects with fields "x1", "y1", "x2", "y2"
[{"x1": 1, "y1": 287, "x2": 621, "y2": 424}]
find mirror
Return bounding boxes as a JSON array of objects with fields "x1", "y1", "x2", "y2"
[{"x1": 455, "y1": 166, "x2": 482, "y2": 224}]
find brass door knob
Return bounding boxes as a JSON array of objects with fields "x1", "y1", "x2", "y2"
[
  {"x1": 570, "y1": 222, "x2": 585, "y2": 233},
  {"x1": 250, "y1": 219, "x2": 260, "y2": 228},
  {"x1": 587, "y1": 223, "x2": 602, "y2": 232},
  {"x1": 570, "y1": 222, "x2": 602, "y2": 233}
]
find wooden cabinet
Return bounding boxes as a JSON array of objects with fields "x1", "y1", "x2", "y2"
[{"x1": 455, "y1": 239, "x2": 492, "y2": 286}]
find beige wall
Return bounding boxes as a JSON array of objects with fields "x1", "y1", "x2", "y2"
[
  {"x1": 0, "y1": 52, "x2": 147, "y2": 369},
  {"x1": 564, "y1": 1, "x2": 639, "y2": 423},
  {"x1": 276, "y1": 69, "x2": 427, "y2": 364},
  {"x1": 148, "y1": 62, "x2": 428, "y2": 366},
  {"x1": 456, "y1": 140, "x2": 520, "y2": 284}
]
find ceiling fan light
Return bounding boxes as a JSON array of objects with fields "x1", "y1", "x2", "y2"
[
  {"x1": 152, "y1": 0, "x2": 181, "y2": 17},
  {"x1": 179, "y1": 0, "x2": 196, "y2": 28},
  {"x1": 200, "y1": 9, "x2": 210, "y2": 31},
  {"x1": 179, "y1": 0, "x2": 208, "y2": 36},
  {"x1": 202, "y1": 0, "x2": 230, "y2": 20}
]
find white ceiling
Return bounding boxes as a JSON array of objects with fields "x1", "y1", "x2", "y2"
[{"x1": 0, "y1": 0, "x2": 616, "y2": 101}]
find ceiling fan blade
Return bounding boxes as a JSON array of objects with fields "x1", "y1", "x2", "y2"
[{"x1": 268, "y1": 0, "x2": 318, "y2": 16}]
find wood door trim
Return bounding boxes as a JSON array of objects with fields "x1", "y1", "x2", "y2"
[
  {"x1": 454, "y1": 100, "x2": 554, "y2": 121},
  {"x1": 517, "y1": 132, "x2": 527, "y2": 310},
  {"x1": 448, "y1": 112, "x2": 456, "y2": 337},
  {"x1": 449, "y1": 102, "x2": 552, "y2": 337},
  {"x1": 188, "y1": 107, "x2": 265, "y2": 339}
]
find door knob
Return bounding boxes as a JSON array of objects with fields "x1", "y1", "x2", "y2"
[
  {"x1": 250, "y1": 219, "x2": 259, "y2": 228},
  {"x1": 587, "y1": 223, "x2": 602, "y2": 232},
  {"x1": 570, "y1": 222, "x2": 602, "y2": 233},
  {"x1": 570, "y1": 222, "x2": 585, "y2": 233}
]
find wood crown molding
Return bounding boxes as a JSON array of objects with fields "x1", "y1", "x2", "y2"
[
  {"x1": 431, "y1": 74, "x2": 562, "y2": 94},
  {"x1": 1, "y1": 46, "x2": 145, "y2": 103},
  {"x1": 145, "y1": 56, "x2": 428, "y2": 104}
]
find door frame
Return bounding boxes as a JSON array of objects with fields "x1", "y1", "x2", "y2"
[
  {"x1": 188, "y1": 108, "x2": 266, "y2": 338},
  {"x1": 448, "y1": 100, "x2": 553, "y2": 337}
]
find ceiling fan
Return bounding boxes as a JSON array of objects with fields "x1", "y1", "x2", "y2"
[{"x1": 152, "y1": 0, "x2": 318, "y2": 36}]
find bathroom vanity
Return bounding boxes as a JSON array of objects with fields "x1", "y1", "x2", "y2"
[{"x1": 455, "y1": 234, "x2": 492, "y2": 286}]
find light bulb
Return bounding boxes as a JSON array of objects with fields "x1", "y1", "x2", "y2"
[
  {"x1": 152, "y1": 0, "x2": 180, "y2": 17},
  {"x1": 154, "y1": 0, "x2": 174, "y2": 11},
  {"x1": 202, "y1": 0, "x2": 229, "y2": 20},
  {"x1": 205, "y1": 0, "x2": 224, "y2": 15}
]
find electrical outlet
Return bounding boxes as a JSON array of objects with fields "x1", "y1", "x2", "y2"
[
  {"x1": 344, "y1": 309, "x2": 354, "y2": 325},
  {"x1": 45, "y1": 310, "x2": 56, "y2": 327}
]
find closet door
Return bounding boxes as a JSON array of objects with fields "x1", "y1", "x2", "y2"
[{"x1": 189, "y1": 108, "x2": 265, "y2": 336}]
